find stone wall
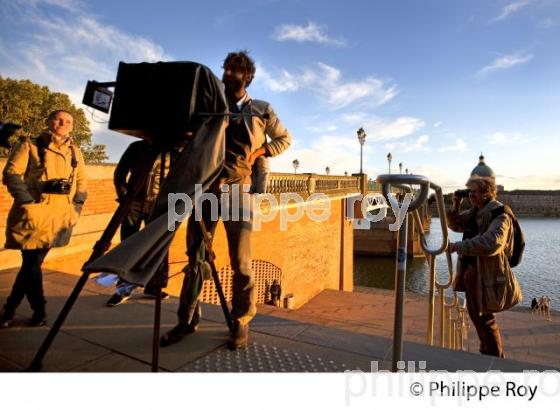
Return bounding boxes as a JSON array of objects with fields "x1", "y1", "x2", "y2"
[
  {"x1": 498, "y1": 190, "x2": 560, "y2": 217},
  {"x1": 0, "y1": 159, "x2": 354, "y2": 308}
]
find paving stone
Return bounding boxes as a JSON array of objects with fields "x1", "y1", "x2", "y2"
[
  {"x1": 69, "y1": 352, "x2": 153, "y2": 372},
  {"x1": 0, "y1": 326, "x2": 109, "y2": 371},
  {"x1": 294, "y1": 324, "x2": 392, "y2": 361}
]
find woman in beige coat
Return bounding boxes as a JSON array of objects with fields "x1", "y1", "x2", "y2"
[{"x1": 0, "y1": 110, "x2": 87, "y2": 328}]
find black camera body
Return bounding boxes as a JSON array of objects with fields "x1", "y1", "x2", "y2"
[
  {"x1": 43, "y1": 178, "x2": 72, "y2": 194},
  {"x1": 455, "y1": 189, "x2": 470, "y2": 198}
]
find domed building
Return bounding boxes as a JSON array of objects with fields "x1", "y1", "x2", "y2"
[
  {"x1": 470, "y1": 154, "x2": 560, "y2": 216},
  {"x1": 471, "y1": 153, "x2": 495, "y2": 179},
  {"x1": 470, "y1": 154, "x2": 503, "y2": 191}
]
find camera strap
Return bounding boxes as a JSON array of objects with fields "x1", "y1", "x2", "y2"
[
  {"x1": 36, "y1": 137, "x2": 78, "y2": 182},
  {"x1": 67, "y1": 144, "x2": 78, "y2": 185}
]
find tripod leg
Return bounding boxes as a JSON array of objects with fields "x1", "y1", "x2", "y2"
[
  {"x1": 27, "y1": 271, "x2": 90, "y2": 371},
  {"x1": 197, "y1": 219, "x2": 233, "y2": 332},
  {"x1": 151, "y1": 287, "x2": 162, "y2": 372},
  {"x1": 29, "y1": 151, "x2": 160, "y2": 371}
]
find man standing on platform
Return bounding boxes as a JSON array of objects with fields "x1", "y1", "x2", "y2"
[{"x1": 161, "y1": 50, "x2": 291, "y2": 350}]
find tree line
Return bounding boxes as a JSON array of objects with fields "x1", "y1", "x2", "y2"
[{"x1": 0, "y1": 77, "x2": 107, "y2": 163}]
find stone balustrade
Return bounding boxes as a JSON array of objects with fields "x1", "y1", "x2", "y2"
[{"x1": 267, "y1": 173, "x2": 364, "y2": 196}]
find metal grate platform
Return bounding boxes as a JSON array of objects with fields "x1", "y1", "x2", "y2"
[
  {"x1": 180, "y1": 342, "x2": 352, "y2": 372},
  {"x1": 200, "y1": 259, "x2": 282, "y2": 305}
]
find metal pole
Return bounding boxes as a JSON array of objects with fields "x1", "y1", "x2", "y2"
[
  {"x1": 152, "y1": 286, "x2": 162, "y2": 372},
  {"x1": 28, "y1": 151, "x2": 160, "y2": 371},
  {"x1": 360, "y1": 144, "x2": 363, "y2": 174},
  {"x1": 392, "y1": 212, "x2": 408, "y2": 372},
  {"x1": 426, "y1": 255, "x2": 436, "y2": 345},
  {"x1": 439, "y1": 288, "x2": 445, "y2": 348}
]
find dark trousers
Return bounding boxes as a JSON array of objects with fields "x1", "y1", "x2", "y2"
[
  {"x1": 463, "y1": 266, "x2": 504, "y2": 358},
  {"x1": 117, "y1": 203, "x2": 164, "y2": 294},
  {"x1": 4, "y1": 249, "x2": 50, "y2": 316},
  {"x1": 178, "y1": 182, "x2": 255, "y2": 326}
]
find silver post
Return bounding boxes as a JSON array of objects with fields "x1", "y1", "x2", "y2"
[{"x1": 392, "y1": 211, "x2": 408, "y2": 371}]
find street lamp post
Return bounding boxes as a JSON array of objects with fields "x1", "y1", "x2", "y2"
[
  {"x1": 387, "y1": 152, "x2": 392, "y2": 174},
  {"x1": 292, "y1": 159, "x2": 299, "y2": 174},
  {"x1": 399, "y1": 162, "x2": 403, "y2": 174},
  {"x1": 325, "y1": 166, "x2": 330, "y2": 175},
  {"x1": 357, "y1": 127, "x2": 366, "y2": 174}
]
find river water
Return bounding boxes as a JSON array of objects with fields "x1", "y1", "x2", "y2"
[{"x1": 354, "y1": 217, "x2": 560, "y2": 308}]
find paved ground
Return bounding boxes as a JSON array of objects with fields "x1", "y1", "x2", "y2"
[
  {"x1": 261, "y1": 287, "x2": 560, "y2": 368},
  {"x1": 0, "y1": 266, "x2": 558, "y2": 372}
]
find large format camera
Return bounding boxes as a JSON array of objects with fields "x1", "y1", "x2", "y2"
[
  {"x1": 43, "y1": 178, "x2": 72, "y2": 194},
  {"x1": 83, "y1": 61, "x2": 210, "y2": 144}
]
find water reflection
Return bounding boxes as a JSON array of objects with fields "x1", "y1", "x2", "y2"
[{"x1": 354, "y1": 217, "x2": 560, "y2": 308}]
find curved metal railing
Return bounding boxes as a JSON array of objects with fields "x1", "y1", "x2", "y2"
[
  {"x1": 376, "y1": 174, "x2": 469, "y2": 370},
  {"x1": 409, "y1": 181, "x2": 469, "y2": 350}
]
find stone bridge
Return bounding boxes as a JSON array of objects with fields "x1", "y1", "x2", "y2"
[{"x1": 0, "y1": 159, "x2": 431, "y2": 309}]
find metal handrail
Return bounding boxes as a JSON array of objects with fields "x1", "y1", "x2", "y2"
[
  {"x1": 409, "y1": 181, "x2": 469, "y2": 350},
  {"x1": 376, "y1": 174, "x2": 469, "y2": 360},
  {"x1": 376, "y1": 174, "x2": 430, "y2": 372}
]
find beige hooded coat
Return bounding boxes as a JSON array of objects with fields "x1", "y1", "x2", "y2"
[{"x1": 3, "y1": 133, "x2": 87, "y2": 249}]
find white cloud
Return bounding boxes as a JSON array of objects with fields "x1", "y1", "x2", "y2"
[
  {"x1": 539, "y1": 18, "x2": 556, "y2": 29},
  {"x1": 342, "y1": 113, "x2": 425, "y2": 141},
  {"x1": 385, "y1": 135, "x2": 431, "y2": 153},
  {"x1": 490, "y1": 1, "x2": 532, "y2": 23},
  {"x1": 490, "y1": 132, "x2": 507, "y2": 144},
  {"x1": 2, "y1": 0, "x2": 171, "y2": 159},
  {"x1": 477, "y1": 52, "x2": 533, "y2": 77},
  {"x1": 2, "y1": 0, "x2": 170, "y2": 105},
  {"x1": 257, "y1": 62, "x2": 397, "y2": 108},
  {"x1": 306, "y1": 124, "x2": 338, "y2": 133},
  {"x1": 499, "y1": 174, "x2": 560, "y2": 190},
  {"x1": 488, "y1": 131, "x2": 526, "y2": 144},
  {"x1": 257, "y1": 65, "x2": 301, "y2": 92},
  {"x1": 433, "y1": 121, "x2": 442, "y2": 128},
  {"x1": 272, "y1": 22, "x2": 345, "y2": 46},
  {"x1": 438, "y1": 138, "x2": 467, "y2": 152},
  {"x1": 269, "y1": 133, "x2": 374, "y2": 176}
]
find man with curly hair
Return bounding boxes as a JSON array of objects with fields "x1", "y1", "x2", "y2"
[{"x1": 161, "y1": 50, "x2": 291, "y2": 350}]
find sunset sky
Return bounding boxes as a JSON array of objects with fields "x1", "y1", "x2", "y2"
[{"x1": 2, "y1": 0, "x2": 560, "y2": 191}]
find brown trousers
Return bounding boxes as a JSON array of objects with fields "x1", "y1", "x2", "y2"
[{"x1": 462, "y1": 266, "x2": 505, "y2": 358}]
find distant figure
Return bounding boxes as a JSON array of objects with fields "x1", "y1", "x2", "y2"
[
  {"x1": 532, "y1": 296, "x2": 552, "y2": 321},
  {"x1": 268, "y1": 280, "x2": 281, "y2": 307},
  {"x1": 531, "y1": 298, "x2": 539, "y2": 312}
]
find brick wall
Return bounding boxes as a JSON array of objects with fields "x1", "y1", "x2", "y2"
[{"x1": 0, "y1": 159, "x2": 353, "y2": 308}]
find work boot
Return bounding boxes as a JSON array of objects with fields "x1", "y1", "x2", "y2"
[
  {"x1": 0, "y1": 308, "x2": 14, "y2": 328},
  {"x1": 160, "y1": 305, "x2": 201, "y2": 347},
  {"x1": 227, "y1": 320, "x2": 249, "y2": 350}
]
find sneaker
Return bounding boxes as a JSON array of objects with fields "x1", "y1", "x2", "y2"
[
  {"x1": 106, "y1": 292, "x2": 131, "y2": 307},
  {"x1": 143, "y1": 289, "x2": 169, "y2": 300},
  {"x1": 29, "y1": 313, "x2": 47, "y2": 327},
  {"x1": 0, "y1": 308, "x2": 14, "y2": 328}
]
